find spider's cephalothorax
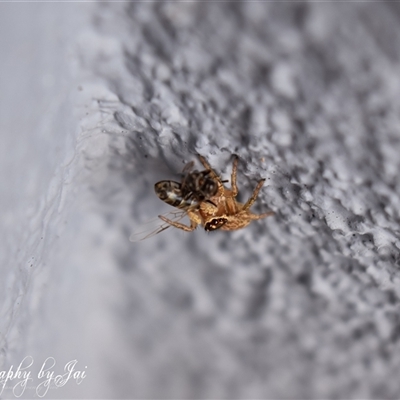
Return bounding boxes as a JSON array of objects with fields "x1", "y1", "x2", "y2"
[{"x1": 156, "y1": 154, "x2": 274, "y2": 233}]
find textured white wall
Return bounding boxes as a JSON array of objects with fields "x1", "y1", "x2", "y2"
[{"x1": 2, "y1": 2, "x2": 400, "y2": 399}]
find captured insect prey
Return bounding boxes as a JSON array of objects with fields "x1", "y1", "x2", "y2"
[
  {"x1": 155, "y1": 160, "x2": 218, "y2": 210},
  {"x1": 130, "y1": 154, "x2": 274, "y2": 241}
]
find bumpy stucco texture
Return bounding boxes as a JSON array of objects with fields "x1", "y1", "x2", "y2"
[{"x1": 2, "y1": 2, "x2": 400, "y2": 399}]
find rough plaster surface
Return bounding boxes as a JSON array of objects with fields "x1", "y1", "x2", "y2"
[{"x1": 2, "y1": 2, "x2": 400, "y2": 399}]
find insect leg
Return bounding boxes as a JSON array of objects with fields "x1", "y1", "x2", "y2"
[
  {"x1": 198, "y1": 154, "x2": 224, "y2": 194},
  {"x1": 158, "y1": 215, "x2": 198, "y2": 232},
  {"x1": 231, "y1": 154, "x2": 239, "y2": 196},
  {"x1": 182, "y1": 160, "x2": 195, "y2": 174},
  {"x1": 242, "y1": 179, "x2": 265, "y2": 210}
]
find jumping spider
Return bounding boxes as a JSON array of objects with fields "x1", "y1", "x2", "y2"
[{"x1": 156, "y1": 154, "x2": 274, "y2": 232}]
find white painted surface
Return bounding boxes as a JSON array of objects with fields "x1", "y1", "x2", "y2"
[{"x1": 1, "y1": 3, "x2": 400, "y2": 398}]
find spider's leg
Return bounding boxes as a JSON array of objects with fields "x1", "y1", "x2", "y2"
[
  {"x1": 159, "y1": 215, "x2": 197, "y2": 232},
  {"x1": 198, "y1": 154, "x2": 224, "y2": 194},
  {"x1": 231, "y1": 154, "x2": 239, "y2": 196},
  {"x1": 198, "y1": 155, "x2": 218, "y2": 179},
  {"x1": 249, "y1": 211, "x2": 274, "y2": 220},
  {"x1": 242, "y1": 179, "x2": 265, "y2": 210}
]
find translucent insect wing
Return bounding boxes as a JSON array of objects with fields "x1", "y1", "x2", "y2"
[{"x1": 129, "y1": 210, "x2": 188, "y2": 242}]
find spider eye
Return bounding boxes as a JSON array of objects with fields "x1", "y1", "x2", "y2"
[{"x1": 205, "y1": 218, "x2": 227, "y2": 231}]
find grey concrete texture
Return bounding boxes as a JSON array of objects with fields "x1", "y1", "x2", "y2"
[{"x1": 2, "y1": 2, "x2": 400, "y2": 399}]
